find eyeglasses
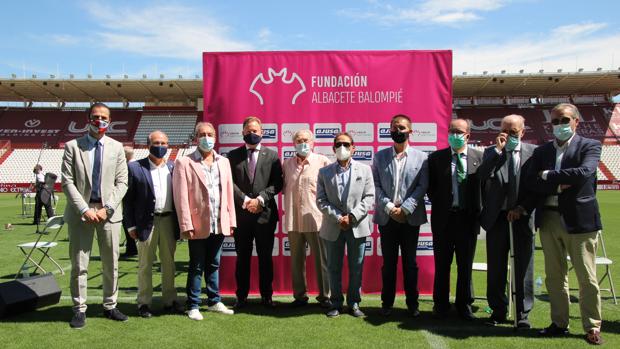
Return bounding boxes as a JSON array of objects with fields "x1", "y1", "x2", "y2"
[
  {"x1": 551, "y1": 117, "x2": 572, "y2": 125},
  {"x1": 334, "y1": 142, "x2": 351, "y2": 148}
]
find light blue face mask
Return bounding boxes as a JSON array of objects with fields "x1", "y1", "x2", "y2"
[
  {"x1": 505, "y1": 135, "x2": 520, "y2": 151},
  {"x1": 553, "y1": 124, "x2": 573, "y2": 141},
  {"x1": 295, "y1": 142, "x2": 311, "y2": 157},
  {"x1": 198, "y1": 136, "x2": 215, "y2": 151}
]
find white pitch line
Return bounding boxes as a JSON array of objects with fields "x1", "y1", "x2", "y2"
[{"x1": 422, "y1": 330, "x2": 449, "y2": 349}]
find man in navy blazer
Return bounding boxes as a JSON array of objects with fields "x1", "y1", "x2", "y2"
[
  {"x1": 123, "y1": 130, "x2": 182, "y2": 318},
  {"x1": 372, "y1": 114, "x2": 428, "y2": 317},
  {"x1": 523, "y1": 103, "x2": 603, "y2": 345}
]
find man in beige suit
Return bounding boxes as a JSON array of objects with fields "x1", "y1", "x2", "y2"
[{"x1": 61, "y1": 102, "x2": 129, "y2": 329}]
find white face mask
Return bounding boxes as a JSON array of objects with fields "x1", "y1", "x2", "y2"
[
  {"x1": 295, "y1": 142, "x2": 311, "y2": 157},
  {"x1": 335, "y1": 146, "x2": 351, "y2": 161}
]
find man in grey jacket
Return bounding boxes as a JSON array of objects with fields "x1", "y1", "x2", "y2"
[
  {"x1": 61, "y1": 102, "x2": 128, "y2": 329},
  {"x1": 317, "y1": 132, "x2": 374, "y2": 318}
]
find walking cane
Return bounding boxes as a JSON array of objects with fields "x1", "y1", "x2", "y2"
[{"x1": 508, "y1": 220, "x2": 518, "y2": 329}]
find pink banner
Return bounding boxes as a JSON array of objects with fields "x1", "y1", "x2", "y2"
[{"x1": 203, "y1": 50, "x2": 453, "y2": 295}]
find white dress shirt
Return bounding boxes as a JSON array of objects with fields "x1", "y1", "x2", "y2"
[
  {"x1": 450, "y1": 147, "x2": 468, "y2": 208},
  {"x1": 384, "y1": 145, "x2": 409, "y2": 215},
  {"x1": 149, "y1": 159, "x2": 173, "y2": 214},
  {"x1": 542, "y1": 134, "x2": 575, "y2": 206}
]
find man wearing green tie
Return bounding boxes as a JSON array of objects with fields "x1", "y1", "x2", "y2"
[{"x1": 427, "y1": 119, "x2": 483, "y2": 320}]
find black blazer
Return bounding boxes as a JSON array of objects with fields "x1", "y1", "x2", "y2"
[
  {"x1": 524, "y1": 134, "x2": 602, "y2": 234},
  {"x1": 427, "y1": 147, "x2": 483, "y2": 235},
  {"x1": 477, "y1": 143, "x2": 537, "y2": 231},
  {"x1": 227, "y1": 145, "x2": 284, "y2": 225},
  {"x1": 122, "y1": 157, "x2": 180, "y2": 241}
]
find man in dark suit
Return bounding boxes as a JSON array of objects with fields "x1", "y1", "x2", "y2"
[
  {"x1": 427, "y1": 118, "x2": 483, "y2": 320},
  {"x1": 524, "y1": 103, "x2": 603, "y2": 345},
  {"x1": 33, "y1": 164, "x2": 55, "y2": 226},
  {"x1": 227, "y1": 116, "x2": 283, "y2": 308},
  {"x1": 123, "y1": 130, "x2": 183, "y2": 318},
  {"x1": 477, "y1": 114, "x2": 537, "y2": 328}
]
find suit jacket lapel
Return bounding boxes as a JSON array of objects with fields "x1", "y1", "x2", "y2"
[
  {"x1": 77, "y1": 135, "x2": 92, "y2": 185},
  {"x1": 329, "y1": 163, "x2": 340, "y2": 206},
  {"x1": 347, "y1": 162, "x2": 358, "y2": 209},
  {"x1": 561, "y1": 135, "x2": 580, "y2": 169},
  {"x1": 467, "y1": 149, "x2": 479, "y2": 174},
  {"x1": 188, "y1": 151, "x2": 209, "y2": 190},
  {"x1": 139, "y1": 158, "x2": 154, "y2": 196}
]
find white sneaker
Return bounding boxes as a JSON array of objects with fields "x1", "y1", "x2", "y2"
[
  {"x1": 207, "y1": 302, "x2": 234, "y2": 315},
  {"x1": 187, "y1": 309, "x2": 203, "y2": 321}
]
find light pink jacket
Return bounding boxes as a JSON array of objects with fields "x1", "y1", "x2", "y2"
[{"x1": 172, "y1": 150, "x2": 236, "y2": 240}]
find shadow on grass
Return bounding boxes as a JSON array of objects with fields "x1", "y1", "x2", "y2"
[{"x1": 0, "y1": 302, "x2": 140, "y2": 324}]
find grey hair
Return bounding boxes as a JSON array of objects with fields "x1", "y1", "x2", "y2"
[
  {"x1": 146, "y1": 130, "x2": 168, "y2": 145},
  {"x1": 291, "y1": 129, "x2": 314, "y2": 143},
  {"x1": 195, "y1": 122, "x2": 215, "y2": 136},
  {"x1": 502, "y1": 114, "x2": 525, "y2": 128},
  {"x1": 552, "y1": 103, "x2": 581, "y2": 120}
]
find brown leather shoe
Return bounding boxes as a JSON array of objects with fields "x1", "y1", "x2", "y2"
[{"x1": 585, "y1": 330, "x2": 604, "y2": 345}]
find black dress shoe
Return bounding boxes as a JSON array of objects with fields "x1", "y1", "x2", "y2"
[
  {"x1": 138, "y1": 305, "x2": 153, "y2": 318},
  {"x1": 517, "y1": 318, "x2": 531, "y2": 329},
  {"x1": 70, "y1": 312, "x2": 86, "y2": 329},
  {"x1": 409, "y1": 308, "x2": 421, "y2": 318},
  {"x1": 233, "y1": 298, "x2": 248, "y2": 309},
  {"x1": 485, "y1": 313, "x2": 507, "y2": 326},
  {"x1": 103, "y1": 308, "x2": 129, "y2": 322},
  {"x1": 261, "y1": 298, "x2": 276, "y2": 308},
  {"x1": 290, "y1": 299, "x2": 308, "y2": 308},
  {"x1": 163, "y1": 301, "x2": 185, "y2": 314},
  {"x1": 432, "y1": 308, "x2": 449, "y2": 319},
  {"x1": 380, "y1": 307, "x2": 393, "y2": 317},
  {"x1": 538, "y1": 323, "x2": 569, "y2": 337},
  {"x1": 318, "y1": 299, "x2": 332, "y2": 309},
  {"x1": 458, "y1": 310, "x2": 477, "y2": 321}
]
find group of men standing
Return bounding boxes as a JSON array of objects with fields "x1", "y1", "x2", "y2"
[{"x1": 60, "y1": 102, "x2": 603, "y2": 345}]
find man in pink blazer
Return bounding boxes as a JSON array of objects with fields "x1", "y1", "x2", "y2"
[{"x1": 173, "y1": 122, "x2": 237, "y2": 321}]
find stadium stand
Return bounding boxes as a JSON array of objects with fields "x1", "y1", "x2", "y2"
[
  {"x1": 133, "y1": 112, "x2": 197, "y2": 145},
  {"x1": 0, "y1": 148, "x2": 64, "y2": 184},
  {"x1": 601, "y1": 145, "x2": 620, "y2": 180}
]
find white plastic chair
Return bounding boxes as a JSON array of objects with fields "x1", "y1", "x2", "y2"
[{"x1": 15, "y1": 216, "x2": 65, "y2": 279}]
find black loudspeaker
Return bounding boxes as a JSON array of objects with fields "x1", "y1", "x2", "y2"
[{"x1": 0, "y1": 273, "x2": 62, "y2": 318}]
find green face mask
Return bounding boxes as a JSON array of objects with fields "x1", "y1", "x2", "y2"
[
  {"x1": 505, "y1": 135, "x2": 520, "y2": 151},
  {"x1": 448, "y1": 133, "x2": 466, "y2": 150}
]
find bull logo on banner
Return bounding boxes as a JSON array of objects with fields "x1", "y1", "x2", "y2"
[
  {"x1": 249, "y1": 68, "x2": 306, "y2": 105},
  {"x1": 24, "y1": 119, "x2": 41, "y2": 128}
]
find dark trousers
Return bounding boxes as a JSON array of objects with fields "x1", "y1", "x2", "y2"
[
  {"x1": 379, "y1": 219, "x2": 420, "y2": 310},
  {"x1": 33, "y1": 191, "x2": 54, "y2": 225},
  {"x1": 234, "y1": 221, "x2": 276, "y2": 300},
  {"x1": 432, "y1": 210, "x2": 477, "y2": 312},
  {"x1": 486, "y1": 213, "x2": 535, "y2": 319}
]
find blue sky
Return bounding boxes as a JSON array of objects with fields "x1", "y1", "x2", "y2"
[{"x1": 1, "y1": 0, "x2": 618, "y2": 79}]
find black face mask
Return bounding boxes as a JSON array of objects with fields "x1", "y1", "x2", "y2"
[
  {"x1": 390, "y1": 130, "x2": 408, "y2": 144},
  {"x1": 243, "y1": 133, "x2": 262, "y2": 145},
  {"x1": 149, "y1": 145, "x2": 167, "y2": 159}
]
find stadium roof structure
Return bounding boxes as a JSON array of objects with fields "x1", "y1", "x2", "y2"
[{"x1": 0, "y1": 70, "x2": 618, "y2": 103}]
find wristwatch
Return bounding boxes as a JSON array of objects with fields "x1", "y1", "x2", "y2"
[{"x1": 104, "y1": 204, "x2": 115, "y2": 217}]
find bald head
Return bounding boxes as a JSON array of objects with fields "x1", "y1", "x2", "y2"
[
  {"x1": 450, "y1": 118, "x2": 470, "y2": 133},
  {"x1": 148, "y1": 130, "x2": 169, "y2": 146},
  {"x1": 500, "y1": 114, "x2": 525, "y2": 138}
]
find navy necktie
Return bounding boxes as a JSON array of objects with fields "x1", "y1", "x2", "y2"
[
  {"x1": 90, "y1": 141, "x2": 102, "y2": 202},
  {"x1": 248, "y1": 148, "x2": 257, "y2": 182}
]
